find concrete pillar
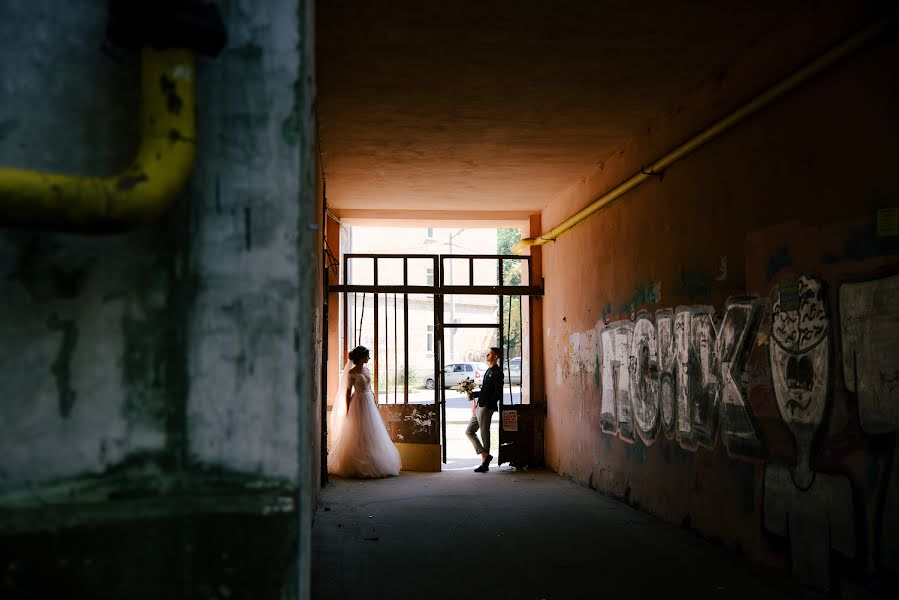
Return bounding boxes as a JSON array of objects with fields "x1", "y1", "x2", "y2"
[{"x1": 0, "y1": 1, "x2": 319, "y2": 598}]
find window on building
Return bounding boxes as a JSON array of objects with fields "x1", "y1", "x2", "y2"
[
  {"x1": 426, "y1": 266, "x2": 434, "y2": 287},
  {"x1": 426, "y1": 325, "x2": 434, "y2": 352},
  {"x1": 426, "y1": 227, "x2": 434, "y2": 238}
]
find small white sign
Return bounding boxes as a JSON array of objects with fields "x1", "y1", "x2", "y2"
[{"x1": 502, "y1": 410, "x2": 518, "y2": 432}]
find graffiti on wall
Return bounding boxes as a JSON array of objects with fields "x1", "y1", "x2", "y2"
[
  {"x1": 840, "y1": 273, "x2": 899, "y2": 573},
  {"x1": 763, "y1": 275, "x2": 855, "y2": 591},
  {"x1": 585, "y1": 272, "x2": 899, "y2": 589},
  {"x1": 599, "y1": 298, "x2": 765, "y2": 458}
]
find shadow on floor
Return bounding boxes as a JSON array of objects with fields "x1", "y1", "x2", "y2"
[{"x1": 312, "y1": 469, "x2": 822, "y2": 600}]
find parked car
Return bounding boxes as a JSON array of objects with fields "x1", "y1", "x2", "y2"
[
  {"x1": 507, "y1": 356, "x2": 522, "y2": 385},
  {"x1": 423, "y1": 362, "x2": 489, "y2": 390}
]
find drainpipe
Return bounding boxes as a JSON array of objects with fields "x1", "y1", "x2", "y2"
[
  {"x1": 0, "y1": 1, "x2": 226, "y2": 234},
  {"x1": 513, "y1": 10, "x2": 899, "y2": 254}
]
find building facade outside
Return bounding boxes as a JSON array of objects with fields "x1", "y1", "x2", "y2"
[{"x1": 342, "y1": 226, "x2": 506, "y2": 394}]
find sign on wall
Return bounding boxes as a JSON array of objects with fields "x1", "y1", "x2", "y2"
[{"x1": 502, "y1": 410, "x2": 518, "y2": 432}]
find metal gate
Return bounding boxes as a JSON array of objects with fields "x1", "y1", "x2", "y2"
[{"x1": 331, "y1": 253, "x2": 542, "y2": 470}]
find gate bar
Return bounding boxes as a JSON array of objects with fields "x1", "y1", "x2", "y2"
[
  {"x1": 373, "y1": 260, "x2": 379, "y2": 395},
  {"x1": 385, "y1": 286, "x2": 390, "y2": 403},
  {"x1": 394, "y1": 293, "x2": 398, "y2": 404},
  {"x1": 498, "y1": 293, "x2": 504, "y2": 416},
  {"x1": 331, "y1": 284, "x2": 543, "y2": 296},
  {"x1": 435, "y1": 255, "x2": 445, "y2": 463},
  {"x1": 518, "y1": 294, "x2": 523, "y2": 404},
  {"x1": 403, "y1": 258, "x2": 409, "y2": 404}
]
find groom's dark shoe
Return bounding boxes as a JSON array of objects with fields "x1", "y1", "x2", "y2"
[{"x1": 474, "y1": 454, "x2": 494, "y2": 473}]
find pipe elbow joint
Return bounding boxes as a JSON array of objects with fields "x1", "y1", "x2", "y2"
[{"x1": 0, "y1": 48, "x2": 197, "y2": 234}]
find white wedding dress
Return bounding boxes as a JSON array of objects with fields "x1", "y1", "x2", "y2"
[{"x1": 328, "y1": 363, "x2": 401, "y2": 478}]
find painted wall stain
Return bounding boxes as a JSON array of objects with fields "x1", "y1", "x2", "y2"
[
  {"x1": 842, "y1": 220, "x2": 899, "y2": 262},
  {"x1": 677, "y1": 269, "x2": 712, "y2": 301},
  {"x1": 631, "y1": 281, "x2": 662, "y2": 311},
  {"x1": 47, "y1": 314, "x2": 78, "y2": 418},
  {"x1": 765, "y1": 246, "x2": 792, "y2": 281},
  {"x1": 122, "y1": 303, "x2": 171, "y2": 431},
  {"x1": 624, "y1": 437, "x2": 649, "y2": 464},
  {"x1": 600, "y1": 432, "x2": 612, "y2": 451},
  {"x1": 7, "y1": 236, "x2": 91, "y2": 300},
  {"x1": 714, "y1": 255, "x2": 728, "y2": 281},
  {"x1": 229, "y1": 43, "x2": 264, "y2": 61},
  {"x1": 281, "y1": 77, "x2": 302, "y2": 147},
  {"x1": 713, "y1": 444, "x2": 755, "y2": 515},
  {"x1": 0, "y1": 117, "x2": 17, "y2": 140},
  {"x1": 282, "y1": 0, "x2": 308, "y2": 149},
  {"x1": 120, "y1": 215, "x2": 192, "y2": 465},
  {"x1": 244, "y1": 206, "x2": 252, "y2": 251},
  {"x1": 602, "y1": 281, "x2": 662, "y2": 317}
]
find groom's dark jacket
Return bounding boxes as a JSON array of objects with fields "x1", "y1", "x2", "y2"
[{"x1": 471, "y1": 364, "x2": 503, "y2": 412}]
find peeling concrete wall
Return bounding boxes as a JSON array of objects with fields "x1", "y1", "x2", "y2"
[
  {"x1": 541, "y1": 3, "x2": 899, "y2": 594},
  {"x1": 187, "y1": 0, "x2": 307, "y2": 484},
  {"x1": 0, "y1": 0, "x2": 160, "y2": 490},
  {"x1": 0, "y1": 1, "x2": 319, "y2": 598}
]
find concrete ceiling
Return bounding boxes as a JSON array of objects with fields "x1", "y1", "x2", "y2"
[{"x1": 317, "y1": 1, "x2": 799, "y2": 218}]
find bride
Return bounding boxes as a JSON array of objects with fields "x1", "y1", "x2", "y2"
[{"x1": 328, "y1": 345, "x2": 402, "y2": 478}]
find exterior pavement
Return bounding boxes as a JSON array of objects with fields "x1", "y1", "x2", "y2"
[{"x1": 311, "y1": 468, "x2": 822, "y2": 600}]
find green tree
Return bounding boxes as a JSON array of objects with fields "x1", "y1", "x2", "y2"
[{"x1": 497, "y1": 228, "x2": 522, "y2": 360}]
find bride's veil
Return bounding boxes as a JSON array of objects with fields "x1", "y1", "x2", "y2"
[{"x1": 329, "y1": 360, "x2": 354, "y2": 447}]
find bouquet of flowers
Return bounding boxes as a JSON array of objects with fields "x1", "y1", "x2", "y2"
[{"x1": 458, "y1": 377, "x2": 476, "y2": 399}]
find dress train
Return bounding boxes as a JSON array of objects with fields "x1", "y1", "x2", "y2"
[{"x1": 329, "y1": 364, "x2": 401, "y2": 478}]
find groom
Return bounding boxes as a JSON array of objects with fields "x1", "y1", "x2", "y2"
[{"x1": 466, "y1": 346, "x2": 503, "y2": 473}]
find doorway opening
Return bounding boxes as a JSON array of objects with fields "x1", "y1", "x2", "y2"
[{"x1": 326, "y1": 226, "x2": 541, "y2": 473}]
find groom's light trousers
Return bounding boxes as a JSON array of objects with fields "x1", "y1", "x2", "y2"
[{"x1": 466, "y1": 406, "x2": 495, "y2": 455}]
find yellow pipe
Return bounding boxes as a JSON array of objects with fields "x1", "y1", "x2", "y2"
[
  {"x1": 0, "y1": 48, "x2": 196, "y2": 233},
  {"x1": 513, "y1": 11, "x2": 898, "y2": 255}
]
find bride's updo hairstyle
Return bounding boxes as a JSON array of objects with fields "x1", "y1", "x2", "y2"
[{"x1": 349, "y1": 345, "x2": 369, "y2": 365}]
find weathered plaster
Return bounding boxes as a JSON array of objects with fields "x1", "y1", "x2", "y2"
[
  {"x1": 186, "y1": 0, "x2": 306, "y2": 482},
  {"x1": 1, "y1": 1, "x2": 318, "y2": 597},
  {"x1": 540, "y1": 4, "x2": 899, "y2": 591}
]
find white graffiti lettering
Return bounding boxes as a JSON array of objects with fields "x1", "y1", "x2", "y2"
[
  {"x1": 630, "y1": 313, "x2": 660, "y2": 443},
  {"x1": 600, "y1": 298, "x2": 765, "y2": 459},
  {"x1": 600, "y1": 321, "x2": 634, "y2": 440},
  {"x1": 656, "y1": 309, "x2": 677, "y2": 438}
]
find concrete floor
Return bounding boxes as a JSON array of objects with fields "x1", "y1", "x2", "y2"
[{"x1": 311, "y1": 469, "x2": 821, "y2": 600}]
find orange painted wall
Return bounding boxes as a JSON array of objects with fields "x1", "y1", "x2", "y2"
[{"x1": 540, "y1": 4, "x2": 899, "y2": 592}]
